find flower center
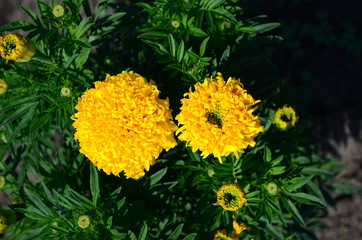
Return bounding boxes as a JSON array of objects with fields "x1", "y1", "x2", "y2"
[
  {"x1": 4, "y1": 39, "x2": 17, "y2": 54},
  {"x1": 206, "y1": 105, "x2": 223, "y2": 128},
  {"x1": 280, "y1": 112, "x2": 292, "y2": 122}
]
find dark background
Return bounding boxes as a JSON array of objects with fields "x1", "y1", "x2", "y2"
[{"x1": 1, "y1": 0, "x2": 361, "y2": 239}]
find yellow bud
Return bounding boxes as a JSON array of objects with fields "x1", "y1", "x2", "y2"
[
  {"x1": 0, "y1": 176, "x2": 5, "y2": 188},
  {"x1": 0, "y1": 79, "x2": 8, "y2": 94},
  {"x1": 0, "y1": 33, "x2": 36, "y2": 62},
  {"x1": 61, "y1": 87, "x2": 71, "y2": 97}
]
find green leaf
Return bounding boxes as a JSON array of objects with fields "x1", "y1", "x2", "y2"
[
  {"x1": 263, "y1": 146, "x2": 272, "y2": 162},
  {"x1": 95, "y1": 0, "x2": 112, "y2": 20},
  {"x1": 30, "y1": 110, "x2": 54, "y2": 132},
  {"x1": 177, "y1": 40, "x2": 185, "y2": 62},
  {"x1": 280, "y1": 197, "x2": 305, "y2": 226},
  {"x1": 269, "y1": 166, "x2": 286, "y2": 175},
  {"x1": 150, "y1": 167, "x2": 168, "y2": 185},
  {"x1": 24, "y1": 188, "x2": 52, "y2": 217},
  {"x1": 252, "y1": 22, "x2": 281, "y2": 33},
  {"x1": 245, "y1": 191, "x2": 260, "y2": 198},
  {"x1": 20, "y1": 4, "x2": 37, "y2": 22},
  {"x1": 139, "y1": 222, "x2": 148, "y2": 240},
  {"x1": 168, "y1": 34, "x2": 177, "y2": 57},
  {"x1": 189, "y1": 26, "x2": 208, "y2": 37},
  {"x1": 238, "y1": 27, "x2": 257, "y2": 33},
  {"x1": 183, "y1": 233, "x2": 197, "y2": 240},
  {"x1": 199, "y1": 36, "x2": 210, "y2": 57},
  {"x1": 212, "y1": 7, "x2": 237, "y2": 24},
  {"x1": 301, "y1": 167, "x2": 333, "y2": 176},
  {"x1": 289, "y1": 175, "x2": 314, "y2": 190},
  {"x1": 8, "y1": 104, "x2": 36, "y2": 140},
  {"x1": 138, "y1": 31, "x2": 168, "y2": 40},
  {"x1": 128, "y1": 230, "x2": 137, "y2": 240},
  {"x1": 332, "y1": 182, "x2": 362, "y2": 194},
  {"x1": 0, "y1": 102, "x2": 38, "y2": 126},
  {"x1": 75, "y1": 17, "x2": 93, "y2": 39},
  {"x1": 150, "y1": 181, "x2": 178, "y2": 193},
  {"x1": 287, "y1": 192, "x2": 327, "y2": 208},
  {"x1": 167, "y1": 224, "x2": 184, "y2": 240},
  {"x1": 75, "y1": 48, "x2": 91, "y2": 68},
  {"x1": 0, "y1": 21, "x2": 35, "y2": 32},
  {"x1": 90, "y1": 163, "x2": 100, "y2": 206},
  {"x1": 270, "y1": 155, "x2": 283, "y2": 166}
]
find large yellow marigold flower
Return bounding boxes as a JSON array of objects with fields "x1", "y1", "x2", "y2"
[
  {"x1": 72, "y1": 71, "x2": 177, "y2": 179},
  {"x1": 0, "y1": 33, "x2": 36, "y2": 62},
  {"x1": 176, "y1": 73, "x2": 263, "y2": 162},
  {"x1": 216, "y1": 183, "x2": 247, "y2": 211},
  {"x1": 274, "y1": 105, "x2": 298, "y2": 131}
]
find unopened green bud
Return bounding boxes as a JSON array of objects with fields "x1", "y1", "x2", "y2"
[
  {"x1": 61, "y1": 87, "x2": 71, "y2": 97},
  {"x1": 0, "y1": 176, "x2": 5, "y2": 188},
  {"x1": 171, "y1": 20, "x2": 180, "y2": 28},
  {"x1": 53, "y1": 5, "x2": 65, "y2": 18},
  {"x1": 266, "y1": 182, "x2": 278, "y2": 195},
  {"x1": 77, "y1": 215, "x2": 91, "y2": 229}
]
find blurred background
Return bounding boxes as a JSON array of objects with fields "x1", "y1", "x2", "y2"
[{"x1": 1, "y1": 0, "x2": 361, "y2": 239}]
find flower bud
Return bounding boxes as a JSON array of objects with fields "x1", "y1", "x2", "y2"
[
  {"x1": 0, "y1": 79, "x2": 8, "y2": 94},
  {"x1": 0, "y1": 176, "x2": 5, "y2": 188},
  {"x1": 61, "y1": 87, "x2": 71, "y2": 97},
  {"x1": 77, "y1": 215, "x2": 91, "y2": 229},
  {"x1": 0, "y1": 33, "x2": 36, "y2": 62},
  {"x1": 266, "y1": 182, "x2": 278, "y2": 195},
  {"x1": 171, "y1": 20, "x2": 180, "y2": 28},
  {"x1": 52, "y1": 5, "x2": 65, "y2": 18}
]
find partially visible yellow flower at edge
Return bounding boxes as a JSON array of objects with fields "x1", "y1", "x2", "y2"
[
  {"x1": 0, "y1": 176, "x2": 5, "y2": 188},
  {"x1": 0, "y1": 79, "x2": 8, "y2": 94},
  {"x1": 0, "y1": 33, "x2": 36, "y2": 62},
  {"x1": 72, "y1": 71, "x2": 177, "y2": 179},
  {"x1": 0, "y1": 212, "x2": 7, "y2": 234},
  {"x1": 213, "y1": 229, "x2": 239, "y2": 240},
  {"x1": 176, "y1": 72, "x2": 263, "y2": 163},
  {"x1": 273, "y1": 105, "x2": 298, "y2": 131},
  {"x1": 216, "y1": 183, "x2": 247, "y2": 211},
  {"x1": 232, "y1": 216, "x2": 248, "y2": 235}
]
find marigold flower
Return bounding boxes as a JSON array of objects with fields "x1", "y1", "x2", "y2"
[
  {"x1": 72, "y1": 71, "x2": 177, "y2": 179},
  {"x1": 213, "y1": 229, "x2": 238, "y2": 240},
  {"x1": 274, "y1": 105, "x2": 298, "y2": 131},
  {"x1": 77, "y1": 215, "x2": 90, "y2": 229},
  {"x1": 0, "y1": 33, "x2": 36, "y2": 62},
  {"x1": 0, "y1": 176, "x2": 5, "y2": 188},
  {"x1": 0, "y1": 212, "x2": 7, "y2": 234},
  {"x1": 216, "y1": 183, "x2": 247, "y2": 211},
  {"x1": 52, "y1": 4, "x2": 65, "y2": 18},
  {"x1": 0, "y1": 79, "x2": 8, "y2": 94},
  {"x1": 232, "y1": 216, "x2": 248, "y2": 235},
  {"x1": 176, "y1": 73, "x2": 263, "y2": 162}
]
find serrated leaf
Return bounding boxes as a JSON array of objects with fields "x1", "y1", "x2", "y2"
[
  {"x1": 90, "y1": 163, "x2": 100, "y2": 206},
  {"x1": 263, "y1": 146, "x2": 272, "y2": 162},
  {"x1": 183, "y1": 233, "x2": 197, "y2": 240},
  {"x1": 139, "y1": 222, "x2": 148, "y2": 240},
  {"x1": 199, "y1": 36, "x2": 210, "y2": 57},
  {"x1": 281, "y1": 197, "x2": 305, "y2": 226},
  {"x1": 75, "y1": 17, "x2": 93, "y2": 39},
  {"x1": 0, "y1": 21, "x2": 35, "y2": 32},
  {"x1": 0, "y1": 102, "x2": 38, "y2": 126},
  {"x1": 20, "y1": 4, "x2": 37, "y2": 22},
  {"x1": 138, "y1": 31, "x2": 168, "y2": 40},
  {"x1": 150, "y1": 167, "x2": 168, "y2": 185},
  {"x1": 289, "y1": 175, "x2": 314, "y2": 190},
  {"x1": 269, "y1": 166, "x2": 286, "y2": 175},
  {"x1": 75, "y1": 48, "x2": 91, "y2": 68},
  {"x1": 24, "y1": 188, "x2": 52, "y2": 217},
  {"x1": 332, "y1": 182, "x2": 362, "y2": 194},
  {"x1": 270, "y1": 155, "x2": 283, "y2": 166},
  {"x1": 252, "y1": 22, "x2": 281, "y2": 33},
  {"x1": 287, "y1": 192, "x2": 327, "y2": 208},
  {"x1": 177, "y1": 40, "x2": 185, "y2": 62},
  {"x1": 168, "y1": 34, "x2": 177, "y2": 57},
  {"x1": 167, "y1": 224, "x2": 183, "y2": 240},
  {"x1": 189, "y1": 26, "x2": 208, "y2": 37}
]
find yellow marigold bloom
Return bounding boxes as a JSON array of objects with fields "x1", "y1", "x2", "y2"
[
  {"x1": 0, "y1": 79, "x2": 8, "y2": 94},
  {"x1": 0, "y1": 212, "x2": 7, "y2": 234},
  {"x1": 77, "y1": 215, "x2": 91, "y2": 229},
  {"x1": 216, "y1": 183, "x2": 247, "y2": 211},
  {"x1": 72, "y1": 71, "x2": 177, "y2": 179},
  {"x1": 176, "y1": 73, "x2": 263, "y2": 162},
  {"x1": 232, "y1": 216, "x2": 248, "y2": 235},
  {"x1": 274, "y1": 105, "x2": 298, "y2": 131},
  {"x1": 0, "y1": 33, "x2": 36, "y2": 62},
  {"x1": 0, "y1": 176, "x2": 5, "y2": 188},
  {"x1": 213, "y1": 229, "x2": 238, "y2": 240}
]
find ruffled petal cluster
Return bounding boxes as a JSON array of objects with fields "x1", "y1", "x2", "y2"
[
  {"x1": 0, "y1": 33, "x2": 36, "y2": 62},
  {"x1": 72, "y1": 71, "x2": 177, "y2": 179},
  {"x1": 176, "y1": 73, "x2": 263, "y2": 162}
]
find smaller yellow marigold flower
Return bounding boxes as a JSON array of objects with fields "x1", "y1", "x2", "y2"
[
  {"x1": 0, "y1": 33, "x2": 36, "y2": 62},
  {"x1": 274, "y1": 105, "x2": 298, "y2": 131},
  {"x1": 0, "y1": 212, "x2": 7, "y2": 234},
  {"x1": 176, "y1": 73, "x2": 264, "y2": 163},
  {"x1": 0, "y1": 79, "x2": 8, "y2": 94},
  {"x1": 77, "y1": 215, "x2": 91, "y2": 229},
  {"x1": 213, "y1": 229, "x2": 238, "y2": 240},
  {"x1": 171, "y1": 20, "x2": 180, "y2": 28},
  {"x1": 232, "y1": 216, "x2": 248, "y2": 235},
  {"x1": 52, "y1": 4, "x2": 65, "y2": 18},
  {"x1": 61, "y1": 87, "x2": 71, "y2": 97},
  {"x1": 0, "y1": 176, "x2": 5, "y2": 188},
  {"x1": 216, "y1": 183, "x2": 247, "y2": 211},
  {"x1": 266, "y1": 182, "x2": 278, "y2": 195}
]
